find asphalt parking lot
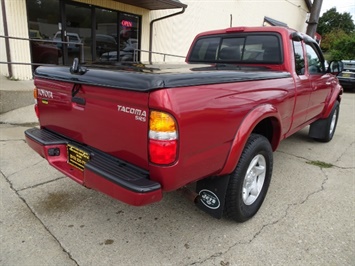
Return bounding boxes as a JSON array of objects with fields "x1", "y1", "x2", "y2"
[{"x1": 1, "y1": 92, "x2": 354, "y2": 266}]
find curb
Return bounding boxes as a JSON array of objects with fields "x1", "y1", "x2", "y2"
[{"x1": 0, "y1": 76, "x2": 34, "y2": 114}]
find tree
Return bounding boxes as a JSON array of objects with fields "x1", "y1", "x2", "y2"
[
  {"x1": 318, "y1": 8, "x2": 355, "y2": 60},
  {"x1": 321, "y1": 29, "x2": 355, "y2": 60},
  {"x1": 317, "y1": 8, "x2": 355, "y2": 36}
]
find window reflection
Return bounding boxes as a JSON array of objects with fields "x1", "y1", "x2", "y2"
[
  {"x1": 293, "y1": 41, "x2": 305, "y2": 75},
  {"x1": 100, "y1": 13, "x2": 140, "y2": 62},
  {"x1": 64, "y1": 4, "x2": 90, "y2": 62},
  {"x1": 26, "y1": 1, "x2": 141, "y2": 66},
  {"x1": 26, "y1": 0, "x2": 62, "y2": 68},
  {"x1": 94, "y1": 8, "x2": 118, "y2": 60},
  {"x1": 305, "y1": 44, "x2": 325, "y2": 74}
]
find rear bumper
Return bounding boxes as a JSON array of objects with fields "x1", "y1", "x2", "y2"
[{"x1": 24, "y1": 128, "x2": 162, "y2": 206}]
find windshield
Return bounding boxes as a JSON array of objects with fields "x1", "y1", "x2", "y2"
[{"x1": 189, "y1": 34, "x2": 283, "y2": 64}]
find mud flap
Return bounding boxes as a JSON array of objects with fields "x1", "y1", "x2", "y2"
[
  {"x1": 309, "y1": 119, "x2": 328, "y2": 139},
  {"x1": 196, "y1": 175, "x2": 230, "y2": 219}
]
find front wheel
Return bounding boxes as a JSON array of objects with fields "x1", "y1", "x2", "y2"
[{"x1": 224, "y1": 134, "x2": 273, "y2": 222}]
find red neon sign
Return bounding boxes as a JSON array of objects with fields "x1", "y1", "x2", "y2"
[{"x1": 121, "y1": 20, "x2": 133, "y2": 27}]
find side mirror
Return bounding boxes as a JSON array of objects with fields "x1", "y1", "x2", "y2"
[{"x1": 328, "y1": 61, "x2": 344, "y2": 75}]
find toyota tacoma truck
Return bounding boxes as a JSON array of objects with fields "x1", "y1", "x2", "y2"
[{"x1": 25, "y1": 26, "x2": 343, "y2": 222}]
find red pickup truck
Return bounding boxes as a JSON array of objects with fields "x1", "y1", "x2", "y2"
[{"x1": 25, "y1": 26, "x2": 343, "y2": 222}]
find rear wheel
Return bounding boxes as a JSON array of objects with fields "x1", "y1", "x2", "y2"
[{"x1": 224, "y1": 134, "x2": 273, "y2": 222}]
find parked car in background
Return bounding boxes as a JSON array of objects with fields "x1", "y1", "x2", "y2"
[
  {"x1": 29, "y1": 29, "x2": 43, "y2": 40},
  {"x1": 84, "y1": 34, "x2": 117, "y2": 57},
  {"x1": 29, "y1": 30, "x2": 62, "y2": 68},
  {"x1": 100, "y1": 38, "x2": 137, "y2": 62},
  {"x1": 30, "y1": 41, "x2": 62, "y2": 66},
  {"x1": 53, "y1": 31, "x2": 82, "y2": 53},
  {"x1": 337, "y1": 60, "x2": 355, "y2": 90}
]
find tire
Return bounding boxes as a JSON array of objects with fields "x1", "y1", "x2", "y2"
[
  {"x1": 224, "y1": 133, "x2": 273, "y2": 222},
  {"x1": 314, "y1": 101, "x2": 339, "y2": 143}
]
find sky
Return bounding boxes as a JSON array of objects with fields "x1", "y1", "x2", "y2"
[{"x1": 320, "y1": 0, "x2": 355, "y2": 22}]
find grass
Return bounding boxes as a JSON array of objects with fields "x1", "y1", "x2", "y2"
[{"x1": 306, "y1": 160, "x2": 333, "y2": 168}]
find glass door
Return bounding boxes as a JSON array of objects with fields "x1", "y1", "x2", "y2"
[
  {"x1": 63, "y1": 3, "x2": 91, "y2": 64},
  {"x1": 95, "y1": 8, "x2": 118, "y2": 62},
  {"x1": 26, "y1": 0, "x2": 62, "y2": 69},
  {"x1": 118, "y1": 13, "x2": 140, "y2": 62}
]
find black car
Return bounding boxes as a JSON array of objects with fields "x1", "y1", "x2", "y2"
[{"x1": 338, "y1": 60, "x2": 355, "y2": 90}]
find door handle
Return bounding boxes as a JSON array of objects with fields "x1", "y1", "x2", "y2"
[{"x1": 72, "y1": 96, "x2": 86, "y2": 105}]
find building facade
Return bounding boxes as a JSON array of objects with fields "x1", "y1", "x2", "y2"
[{"x1": 0, "y1": 0, "x2": 311, "y2": 80}]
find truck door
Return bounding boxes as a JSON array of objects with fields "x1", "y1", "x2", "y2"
[
  {"x1": 305, "y1": 43, "x2": 334, "y2": 121},
  {"x1": 290, "y1": 40, "x2": 312, "y2": 128}
]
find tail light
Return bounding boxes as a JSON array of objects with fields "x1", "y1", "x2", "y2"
[
  {"x1": 33, "y1": 87, "x2": 39, "y2": 118},
  {"x1": 149, "y1": 110, "x2": 178, "y2": 165}
]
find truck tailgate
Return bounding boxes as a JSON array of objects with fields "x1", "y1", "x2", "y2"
[{"x1": 35, "y1": 77, "x2": 149, "y2": 170}]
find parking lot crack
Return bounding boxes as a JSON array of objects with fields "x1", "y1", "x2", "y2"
[
  {"x1": 0, "y1": 122, "x2": 39, "y2": 127},
  {"x1": 189, "y1": 252, "x2": 223, "y2": 265},
  {"x1": 276, "y1": 150, "x2": 309, "y2": 161},
  {"x1": 6, "y1": 159, "x2": 43, "y2": 178},
  {"x1": 188, "y1": 218, "x2": 282, "y2": 265},
  {"x1": 1, "y1": 170, "x2": 79, "y2": 266},
  {"x1": 17, "y1": 176, "x2": 66, "y2": 192},
  {"x1": 188, "y1": 167, "x2": 330, "y2": 266},
  {"x1": 0, "y1": 139, "x2": 26, "y2": 143},
  {"x1": 335, "y1": 141, "x2": 355, "y2": 165}
]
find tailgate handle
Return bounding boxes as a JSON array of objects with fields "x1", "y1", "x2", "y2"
[
  {"x1": 72, "y1": 84, "x2": 81, "y2": 97},
  {"x1": 71, "y1": 84, "x2": 86, "y2": 105},
  {"x1": 72, "y1": 96, "x2": 86, "y2": 105}
]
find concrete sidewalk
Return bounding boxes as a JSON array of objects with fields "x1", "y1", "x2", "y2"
[
  {"x1": 0, "y1": 75, "x2": 34, "y2": 114},
  {"x1": 0, "y1": 104, "x2": 38, "y2": 126}
]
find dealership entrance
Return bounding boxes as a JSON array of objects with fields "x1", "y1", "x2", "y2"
[
  {"x1": 1, "y1": 0, "x2": 187, "y2": 79},
  {"x1": 26, "y1": 0, "x2": 141, "y2": 66}
]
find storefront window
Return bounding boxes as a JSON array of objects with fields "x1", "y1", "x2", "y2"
[
  {"x1": 65, "y1": 3, "x2": 91, "y2": 63},
  {"x1": 26, "y1": 1, "x2": 141, "y2": 67},
  {"x1": 119, "y1": 13, "x2": 140, "y2": 62},
  {"x1": 26, "y1": 0, "x2": 62, "y2": 67},
  {"x1": 99, "y1": 12, "x2": 140, "y2": 62},
  {"x1": 95, "y1": 8, "x2": 118, "y2": 61}
]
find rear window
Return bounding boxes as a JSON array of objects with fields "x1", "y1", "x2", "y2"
[{"x1": 189, "y1": 34, "x2": 283, "y2": 64}]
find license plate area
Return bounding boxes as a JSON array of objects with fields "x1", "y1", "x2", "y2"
[{"x1": 67, "y1": 144, "x2": 90, "y2": 171}]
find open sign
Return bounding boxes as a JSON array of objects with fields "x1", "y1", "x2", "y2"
[{"x1": 121, "y1": 20, "x2": 132, "y2": 27}]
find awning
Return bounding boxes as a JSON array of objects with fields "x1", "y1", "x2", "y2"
[
  {"x1": 263, "y1": 16, "x2": 288, "y2": 27},
  {"x1": 115, "y1": 0, "x2": 187, "y2": 10}
]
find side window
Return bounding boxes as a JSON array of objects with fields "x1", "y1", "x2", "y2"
[
  {"x1": 305, "y1": 44, "x2": 325, "y2": 74},
  {"x1": 293, "y1": 41, "x2": 305, "y2": 75}
]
